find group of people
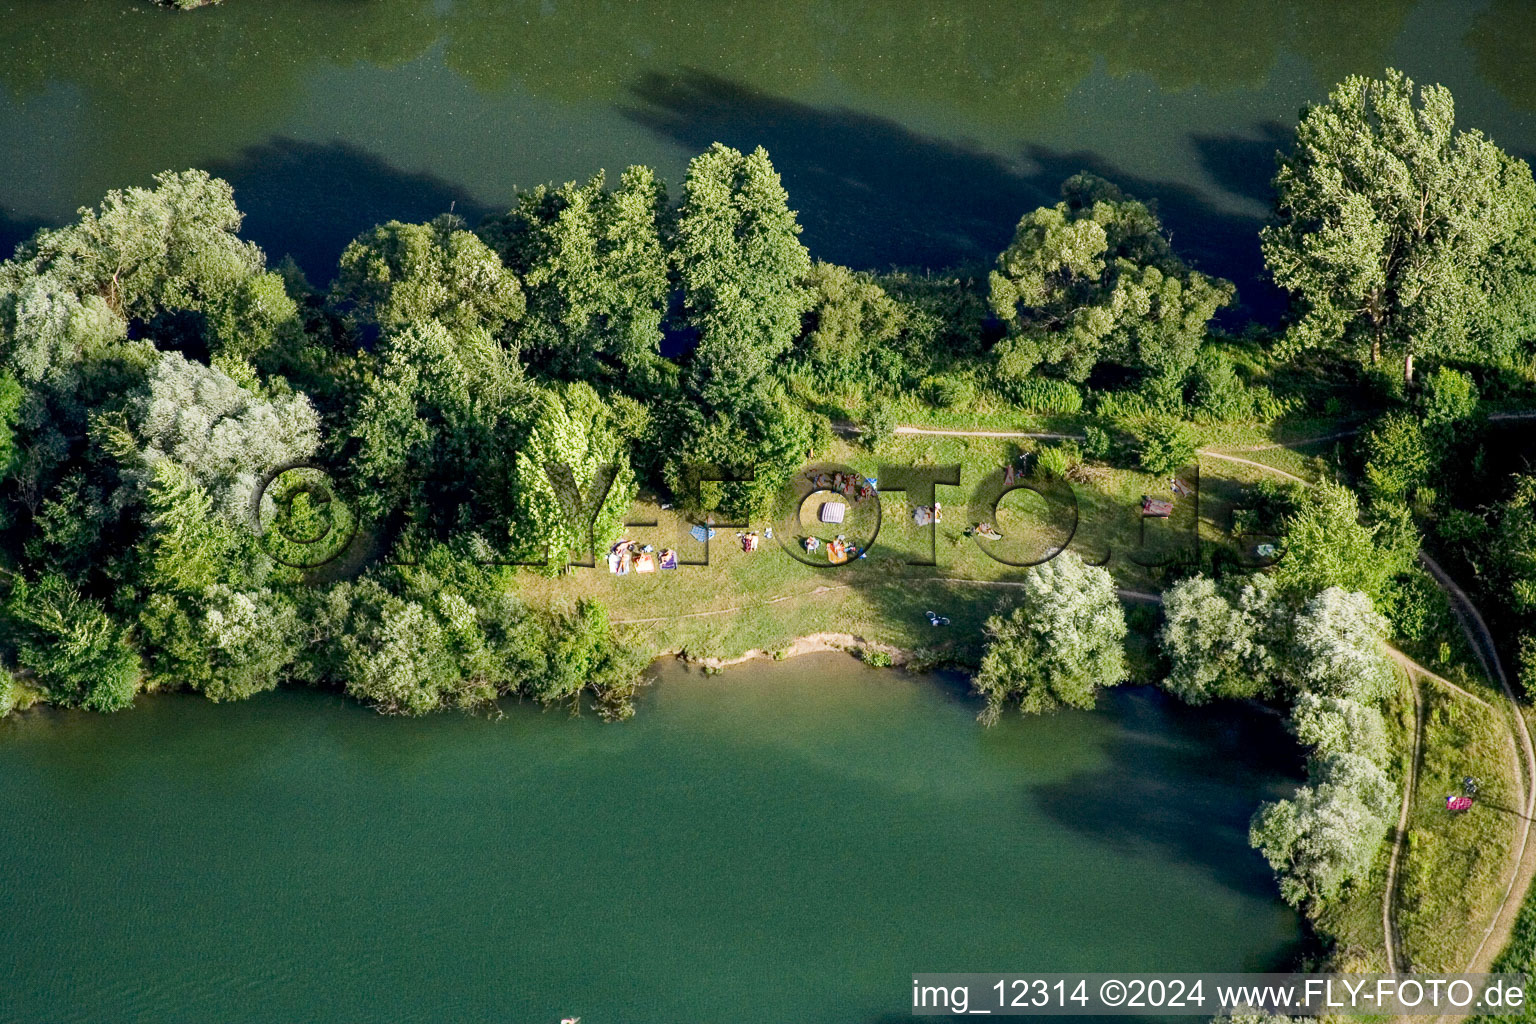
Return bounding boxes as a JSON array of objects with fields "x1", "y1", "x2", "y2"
[
  {"x1": 809, "y1": 470, "x2": 876, "y2": 501},
  {"x1": 736, "y1": 529, "x2": 770, "y2": 552},
  {"x1": 803, "y1": 534, "x2": 860, "y2": 564},
  {"x1": 607, "y1": 539, "x2": 678, "y2": 575}
]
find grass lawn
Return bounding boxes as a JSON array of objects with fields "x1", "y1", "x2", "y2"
[
  {"x1": 1397, "y1": 681, "x2": 1522, "y2": 971},
  {"x1": 515, "y1": 431, "x2": 1284, "y2": 663}
]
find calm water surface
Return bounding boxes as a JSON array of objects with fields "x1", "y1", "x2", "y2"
[
  {"x1": 2, "y1": 0, "x2": 1535, "y2": 318},
  {"x1": 0, "y1": 656, "x2": 1301, "y2": 1023}
]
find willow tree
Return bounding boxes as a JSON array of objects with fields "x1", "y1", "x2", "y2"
[
  {"x1": 1263, "y1": 69, "x2": 1536, "y2": 384},
  {"x1": 972, "y1": 551, "x2": 1128, "y2": 722}
]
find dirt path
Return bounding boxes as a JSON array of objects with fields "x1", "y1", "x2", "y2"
[{"x1": 1385, "y1": 674, "x2": 1425, "y2": 974}]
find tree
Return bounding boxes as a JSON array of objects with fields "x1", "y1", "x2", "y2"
[
  {"x1": 1290, "y1": 692, "x2": 1389, "y2": 767},
  {"x1": 487, "y1": 167, "x2": 670, "y2": 385},
  {"x1": 1288, "y1": 587, "x2": 1395, "y2": 703},
  {"x1": 674, "y1": 143, "x2": 811, "y2": 410},
  {"x1": 1250, "y1": 751, "x2": 1393, "y2": 906},
  {"x1": 988, "y1": 173, "x2": 1233, "y2": 389},
  {"x1": 336, "y1": 318, "x2": 532, "y2": 526},
  {"x1": 1159, "y1": 575, "x2": 1280, "y2": 704},
  {"x1": 524, "y1": 600, "x2": 650, "y2": 719},
  {"x1": 332, "y1": 214, "x2": 525, "y2": 338},
  {"x1": 973, "y1": 551, "x2": 1128, "y2": 722},
  {"x1": 1358, "y1": 412, "x2": 1431, "y2": 505},
  {"x1": 3, "y1": 574, "x2": 141, "y2": 711},
  {"x1": 109, "y1": 350, "x2": 321, "y2": 519},
  {"x1": 1273, "y1": 480, "x2": 1412, "y2": 604},
  {"x1": 662, "y1": 385, "x2": 815, "y2": 521},
  {"x1": 0, "y1": 169, "x2": 293, "y2": 382},
  {"x1": 509, "y1": 382, "x2": 637, "y2": 572},
  {"x1": 1263, "y1": 69, "x2": 1536, "y2": 383},
  {"x1": 139, "y1": 459, "x2": 257, "y2": 594}
]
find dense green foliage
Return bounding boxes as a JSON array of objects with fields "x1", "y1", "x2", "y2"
[
  {"x1": 1263, "y1": 69, "x2": 1536, "y2": 383},
  {"x1": 989, "y1": 173, "x2": 1234, "y2": 403},
  {"x1": 0, "y1": 66, "x2": 1533, "y2": 755},
  {"x1": 973, "y1": 552, "x2": 1128, "y2": 722}
]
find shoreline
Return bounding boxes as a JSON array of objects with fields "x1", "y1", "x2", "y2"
[{"x1": 665, "y1": 632, "x2": 913, "y2": 671}]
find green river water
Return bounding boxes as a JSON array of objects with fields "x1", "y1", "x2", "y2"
[
  {"x1": 1, "y1": 657, "x2": 1301, "y2": 1023},
  {"x1": 3, "y1": 1, "x2": 1534, "y2": 1020}
]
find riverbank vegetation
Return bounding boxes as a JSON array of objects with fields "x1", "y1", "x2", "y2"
[{"x1": 2, "y1": 67, "x2": 1536, "y2": 977}]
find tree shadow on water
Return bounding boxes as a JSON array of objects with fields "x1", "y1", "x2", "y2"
[
  {"x1": 623, "y1": 70, "x2": 1286, "y2": 321},
  {"x1": 0, "y1": 205, "x2": 48, "y2": 262},
  {"x1": 207, "y1": 138, "x2": 493, "y2": 285},
  {"x1": 1031, "y1": 686, "x2": 1305, "y2": 896}
]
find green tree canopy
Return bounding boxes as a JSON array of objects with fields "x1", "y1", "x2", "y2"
[
  {"x1": 109, "y1": 349, "x2": 321, "y2": 520},
  {"x1": 510, "y1": 382, "x2": 638, "y2": 572},
  {"x1": 988, "y1": 173, "x2": 1234, "y2": 390},
  {"x1": 2, "y1": 574, "x2": 141, "y2": 712},
  {"x1": 973, "y1": 551, "x2": 1128, "y2": 722},
  {"x1": 1159, "y1": 574, "x2": 1281, "y2": 704},
  {"x1": 1263, "y1": 69, "x2": 1536, "y2": 382},
  {"x1": 338, "y1": 318, "x2": 533, "y2": 528},
  {"x1": 674, "y1": 144, "x2": 811, "y2": 410},
  {"x1": 332, "y1": 214, "x2": 525, "y2": 338},
  {"x1": 1273, "y1": 480, "x2": 1414, "y2": 604},
  {"x1": 485, "y1": 167, "x2": 671, "y2": 386}
]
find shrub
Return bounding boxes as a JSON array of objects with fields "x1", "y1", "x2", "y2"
[
  {"x1": 861, "y1": 398, "x2": 897, "y2": 450},
  {"x1": 1417, "y1": 366, "x2": 1479, "y2": 433},
  {"x1": 860, "y1": 647, "x2": 893, "y2": 668},
  {"x1": 1006, "y1": 376, "x2": 1083, "y2": 413},
  {"x1": 921, "y1": 374, "x2": 976, "y2": 408},
  {"x1": 1358, "y1": 412, "x2": 1431, "y2": 504},
  {"x1": 1136, "y1": 419, "x2": 1200, "y2": 475},
  {"x1": 1191, "y1": 348, "x2": 1253, "y2": 421},
  {"x1": 1032, "y1": 442, "x2": 1082, "y2": 480},
  {"x1": 1080, "y1": 424, "x2": 1112, "y2": 461}
]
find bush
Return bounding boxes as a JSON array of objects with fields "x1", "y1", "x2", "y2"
[
  {"x1": 921, "y1": 374, "x2": 976, "y2": 408},
  {"x1": 1417, "y1": 366, "x2": 1479, "y2": 433},
  {"x1": 860, "y1": 647, "x2": 893, "y2": 668},
  {"x1": 1006, "y1": 376, "x2": 1083, "y2": 413},
  {"x1": 861, "y1": 398, "x2": 897, "y2": 450},
  {"x1": 1358, "y1": 412, "x2": 1431, "y2": 504},
  {"x1": 1136, "y1": 419, "x2": 1200, "y2": 475},
  {"x1": 1080, "y1": 424, "x2": 1112, "y2": 461},
  {"x1": 1191, "y1": 348, "x2": 1253, "y2": 422},
  {"x1": 1032, "y1": 442, "x2": 1082, "y2": 480}
]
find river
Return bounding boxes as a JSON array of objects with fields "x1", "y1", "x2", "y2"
[{"x1": 0, "y1": 656, "x2": 1301, "y2": 1023}]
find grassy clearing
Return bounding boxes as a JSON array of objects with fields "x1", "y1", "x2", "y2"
[
  {"x1": 516, "y1": 432, "x2": 1274, "y2": 663},
  {"x1": 1397, "y1": 683, "x2": 1521, "y2": 971},
  {"x1": 1311, "y1": 672, "x2": 1415, "y2": 973}
]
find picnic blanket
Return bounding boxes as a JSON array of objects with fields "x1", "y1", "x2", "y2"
[
  {"x1": 689, "y1": 525, "x2": 717, "y2": 543},
  {"x1": 1141, "y1": 497, "x2": 1174, "y2": 518},
  {"x1": 820, "y1": 501, "x2": 846, "y2": 524}
]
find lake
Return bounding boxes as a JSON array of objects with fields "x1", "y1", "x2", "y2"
[
  {"x1": 0, "y1": 656, "x2": 1301, "y2": 1023},
  {"x1": 3, "y1": 0, "x2": 1535, "y2": 321}
]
